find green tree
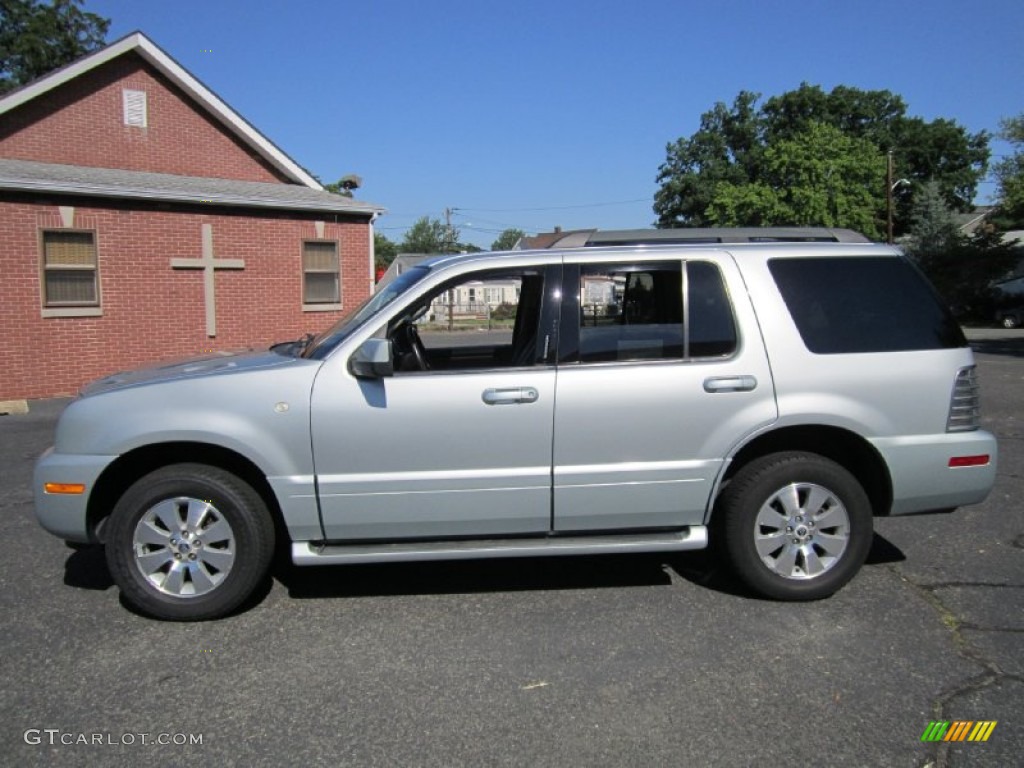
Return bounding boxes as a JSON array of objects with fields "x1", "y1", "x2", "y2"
[
  {"x1": 400, "y1": 216, "x2": 457, "y2": 254},
  {"x1": 491, "y1": 228, "x2": 525, "y2": 251},
  {"x1": 655, "y1": 84, "x2": 989, "y2": 236},
  {"x1": 904, "y1": 181, "x2": 1018, "y2": 318},
  {"x1": 374, "y1": 232, "x2": 397, "y2": 271},
  {"x1": 705, "y1": 122, "x2": 886, "y2": 238},
  {"x1": 905, "y1": 181, "x2": 960, "y2": 255},
  {"x1": 654, "y1": 91, "x2": 762, "y2": 230},
  {"x1": 0, "y1": 0, "x2": 109, "y2": 94},
  {"x1": 992, "y1": 114, "x2": 1024, "y2": 229}
]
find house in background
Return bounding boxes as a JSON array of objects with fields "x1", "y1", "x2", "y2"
[{"x1": 0, "y1": 31, "x2": 383, "y2": 402}]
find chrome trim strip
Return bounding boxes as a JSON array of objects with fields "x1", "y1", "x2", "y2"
[{"x1": 292, "y1": 527, "x2": 709, "y2": 565}]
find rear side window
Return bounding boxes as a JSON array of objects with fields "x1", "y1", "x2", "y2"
[
  {"x1": 768, "y1": 256, "x2": 966, "y2": 353},
  {"x1": 571, "y1": 260, "x2": 736, "y2": 363}
]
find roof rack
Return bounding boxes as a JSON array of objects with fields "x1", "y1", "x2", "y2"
[
  {"x1": 519, "y1": 227, "x2": 872, "y2": 249},
  {"x1": 583, "y1": 227, "x2": 872, "y2": 246}
]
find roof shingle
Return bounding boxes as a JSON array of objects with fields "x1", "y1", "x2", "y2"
[{"x1": 0, "y1": 158, "x2": 384, "y2": 216}]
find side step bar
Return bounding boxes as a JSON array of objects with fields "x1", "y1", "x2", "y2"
[{"x1": 292, "y1": 526, "x2": 708, "y2": 566}]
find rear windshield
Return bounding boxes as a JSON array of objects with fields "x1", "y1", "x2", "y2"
[{"x1": 768, "y1": 256, "x2": 966, "y2": 353}]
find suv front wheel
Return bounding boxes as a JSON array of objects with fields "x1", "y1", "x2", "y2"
[
  {"x1": 105, "y1": 464, "x2": 275, "y2": 621},
  {"x1": 716, "y1": 452, "x2": 873, "y2": 600}
]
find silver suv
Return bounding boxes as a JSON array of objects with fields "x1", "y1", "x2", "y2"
[{"x1": 34, "y1": 229, "x2": 997, "y2": 620}]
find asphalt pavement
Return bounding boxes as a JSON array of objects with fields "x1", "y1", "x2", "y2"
[{"x1": 0, "y1": 331, "x2": 1020, "y2": 767}]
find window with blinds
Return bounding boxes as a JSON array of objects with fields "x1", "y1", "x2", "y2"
[
  {"x1": 42, "y1": 231, "x2": 99, "y2": 307},
  {"x1": 303, "y1": 241, "x2": 340, "y2": 304}
]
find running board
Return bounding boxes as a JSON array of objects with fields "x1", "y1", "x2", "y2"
[{"x1": 292, "y1": 527, "x2": 708, "y2": 566}]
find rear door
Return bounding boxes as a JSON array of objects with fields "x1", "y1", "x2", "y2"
[{"x1": 552, "y1": 253, "x2": 778, "y2": 531}]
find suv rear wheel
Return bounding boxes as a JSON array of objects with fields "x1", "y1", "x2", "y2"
[
  {"x1": 105, "y1": 464, "x2": 275, "y2": 620},
  {"x1": 716, "y1": 452, "x2": 872, "y2": 600}
]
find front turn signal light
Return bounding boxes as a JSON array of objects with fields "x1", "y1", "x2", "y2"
[{"x1": 44, "y1": 482, "x2": 86, "y2": 494}]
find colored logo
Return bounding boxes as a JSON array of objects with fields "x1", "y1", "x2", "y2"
[{"x1": 921, "y1": 721, "x2": 997, "y2": 742}]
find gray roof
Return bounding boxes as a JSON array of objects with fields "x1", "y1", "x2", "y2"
[
  {"x1": 955, "y1": 207, "x2": 995, "y2": 234},
  {"x1": 0, "y1": 158, "x2": 384, "y2": 216}
]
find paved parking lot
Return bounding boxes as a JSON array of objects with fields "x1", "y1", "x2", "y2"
[{"x1": 1, "y1": 332, "x2": 1021, "y2": 767}]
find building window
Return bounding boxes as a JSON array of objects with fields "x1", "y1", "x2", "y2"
[
  {"x1": 303, "y1": 240, "x2": 340, "y2": 306},
  {"x1": 122, "y1": 89, "x2": 147, "y2": 127},
  {"x1": 41, "y1": 230, "x2": 99, "y2": 307}
]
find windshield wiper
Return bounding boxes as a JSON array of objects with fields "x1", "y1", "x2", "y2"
[{"x1": 270, "y1": 333, "x2": 316, "y2": 356}]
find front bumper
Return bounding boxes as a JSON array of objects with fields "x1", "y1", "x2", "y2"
[
  {"x1": 33, "y1": 448, "x2": 119, "y2": 542},
  {"x1": 871, "y1": 430, "x2": 998, "y2": 515}
]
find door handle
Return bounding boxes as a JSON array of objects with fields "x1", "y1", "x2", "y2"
[
  {"x1": 482, "y1": 387, "x2": 539, "y2": 405},
  {"x1": 703, "y1": 376, "x2": 757, "y2": 393}
]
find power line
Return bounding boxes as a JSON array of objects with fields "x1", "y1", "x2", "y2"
[{"x1": 455, "y1": 197, "x2": 650, "y2": 213}]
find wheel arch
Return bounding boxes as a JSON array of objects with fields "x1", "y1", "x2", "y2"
[
  {"x1": 716, "y1": 425, "x2": 893, "y2": 518},
  {"x1": 87, "y1": 442, "x2": 285, "y2": 545}
]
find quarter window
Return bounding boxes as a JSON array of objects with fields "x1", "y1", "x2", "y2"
[
  {"x1": 768, "y1": 256, "x2": 966, "y2": 353},
  {"x1": 41, "y1": 230, "x2": 99, "y2": 307},
  {"x1": 303, "y1": 240, "x2": 340, "y2": 305}
]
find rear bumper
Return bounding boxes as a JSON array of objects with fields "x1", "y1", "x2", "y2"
[
  {"x1": 871, "y1": 430, "x2": 997, "y2": 515},
  {"x1": 33, "y1": 448, "x2": 118, "y2": 542}
]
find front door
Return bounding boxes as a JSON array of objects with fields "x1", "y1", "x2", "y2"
[{"x1": 311, "y1": 264, "x2": 560, "y2": 541}]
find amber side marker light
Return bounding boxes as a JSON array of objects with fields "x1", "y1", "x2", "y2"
[
  {"x1": 44, "y1": 483, "x2": 86, "y2": 494},
  {"x1": 948, "y1": 455, "x2": 990, "y2": 468}
]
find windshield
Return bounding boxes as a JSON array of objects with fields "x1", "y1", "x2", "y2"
[{"x1": 303, "y1": 266, "x2": 431, "y2": 359}]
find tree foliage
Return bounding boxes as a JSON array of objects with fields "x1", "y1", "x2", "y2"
[
  {"x1": 400, "y1": 216, "x2": 459, "y2": 254},
  {"x1": 905, "y1": 181, "x2": 960, "y2": 255},
  {"x1": 373, "y1": 232, "x2": 397, "y2": 270},
  {"x1": 992, "y1": 114, "x2": 1024, "y2": 229},
  {"x1": 0, "y1": 0, "x2": 109, "y2": 94},
  {"x1": 491, "y1": 228, "x2": 525, "y2": 251},
  {"x1": 705, "y1": 122, "x2": 886, "y2": 238},
  {"x1": 903, "y1": 181, "x2": 1018, "y2": 319},
  {"x1": 655, "y1": 84, "x2": 989, "y2": 237}
]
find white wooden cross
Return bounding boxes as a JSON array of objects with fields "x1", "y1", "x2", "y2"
[{"x1": 170, "y1": 223, "x2": 245, "y2": 337}]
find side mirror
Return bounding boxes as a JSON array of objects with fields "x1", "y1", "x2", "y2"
[{"x1": 348, "y1": 338, "x2": 394, "y2": 379}]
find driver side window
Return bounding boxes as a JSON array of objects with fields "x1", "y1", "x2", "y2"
[{"x1": 390, "y1": 269, "x2": 547, "y2": 373}]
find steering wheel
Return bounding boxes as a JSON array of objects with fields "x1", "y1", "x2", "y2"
[{"x1": 395, "y1": 322, "x2": 429, "y2": 371}]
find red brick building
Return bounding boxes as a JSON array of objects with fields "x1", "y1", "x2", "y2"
[{"x1": 0, "y1": 32, "x2": 382, "y2": 402}]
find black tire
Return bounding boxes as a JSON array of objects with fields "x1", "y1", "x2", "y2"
[
  {"x1": 714, "y1": 452, "x2": 872, "y2": 601},
  {"x1": 105, "y1": 464, "x2": 275, "y2": 621}
]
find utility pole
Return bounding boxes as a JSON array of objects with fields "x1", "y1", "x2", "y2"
[
  {"x1": 441, "y1": 206, "x2": 460, "y2": 328},
  {"x1": 886, "y1": 150, "x2": 894, "y2": 245},
  {"x1": 443, "y1": 207, "x2": 456, "y2": 253}
]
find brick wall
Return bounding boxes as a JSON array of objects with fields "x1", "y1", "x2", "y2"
[
  {"x1": 0, "y1": 53, "x2": 289, "y2": 183},
  {"x1": 0, "y1": 199, "x2": 371, "y2": 400}
]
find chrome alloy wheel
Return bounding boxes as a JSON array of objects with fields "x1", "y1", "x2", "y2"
[
  {"x1": 753, "y1": 482, "x2": 851, "y2": 580},
  {"x1": 132, "y1": 497, "x2": 236, "y2": 597}
]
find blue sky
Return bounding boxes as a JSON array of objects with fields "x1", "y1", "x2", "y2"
[{"x1": 90, "y1": 0, "x2": 1023, "y2": 248}]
